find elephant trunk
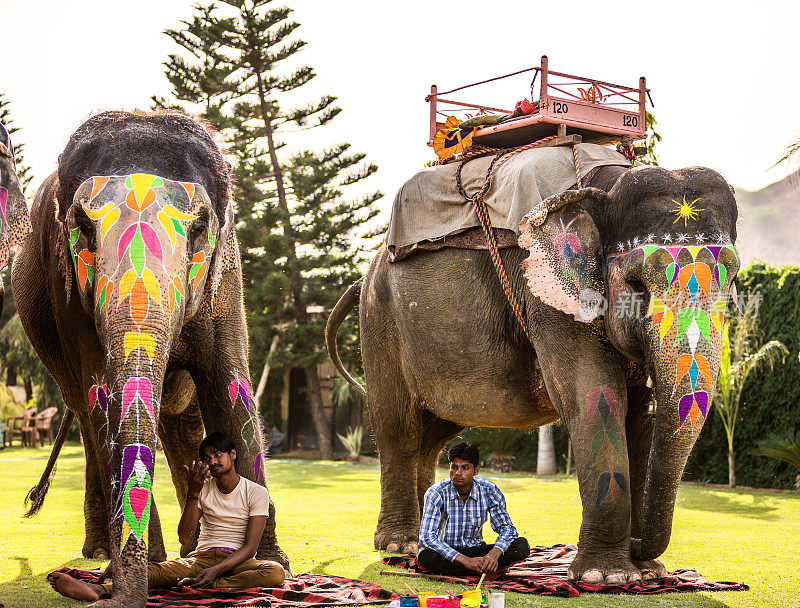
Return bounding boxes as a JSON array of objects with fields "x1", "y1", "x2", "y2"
[
  {"x1": 631, "y1": 338, "x2": 719, "y2": 561},
  {"x1": 102, "y1": 313, "x2": 170, "y2": 600}
]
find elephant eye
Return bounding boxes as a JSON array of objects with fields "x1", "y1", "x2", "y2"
[
  {"x1": 189, "y1": 209, "x2": 210, "y2": 250},
  {"x1": 75, "y1": 207, "x2": 97, "y2": 250}
]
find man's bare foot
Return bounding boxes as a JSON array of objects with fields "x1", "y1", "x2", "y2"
[{"x1": 49, "y1": 572, "x2": 104, "y2": 601}]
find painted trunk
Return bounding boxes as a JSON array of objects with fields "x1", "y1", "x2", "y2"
[
  {"x1": 609, "y1": 241, "x2": 739, "y2": 560},
  {"x1": 71, "y1": 174, "x2": 217, "y2": 600}
]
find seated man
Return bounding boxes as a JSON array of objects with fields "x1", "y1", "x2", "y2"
[
  {"x1": 51, "y1": 432, "x2": 286, "y2": 601},
  {"x1": 417, "y1": 442, "x2": 529, "y2": 575}
]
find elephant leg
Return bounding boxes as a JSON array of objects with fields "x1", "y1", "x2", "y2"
[
  {"x1": 365, "y1": 375, "x2": 422, "y2": 553},
  {"x1": 416, "y1": 411, "x2": 462, "y2": 518},
  {"x1": 625, "y1": 386, "x2": 665, "y2": 579},
  {"x1": 157, "y1": 389, "x2": 204, "y2": 557},
  {"x1": 534, "y1": 320, "x2": 639, "y2": 584},
  {"x1": 76, "y1": 411, "x2": 112, "y2": 560}
]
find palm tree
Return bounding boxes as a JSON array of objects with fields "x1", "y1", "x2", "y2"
[
  {"x1": 714, "y1": 298, "x2": 788, "y2": 487},
  {"x1": 753, "y1": 429, "x2": 800, "y2": 490}
]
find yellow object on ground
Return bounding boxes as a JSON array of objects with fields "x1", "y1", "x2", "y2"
[{"x1": 462, "y1": 589, "x2": 481, "y2": 603}]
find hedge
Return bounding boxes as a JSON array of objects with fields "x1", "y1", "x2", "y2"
[{"x1": 685, "y1": 262, "x2": 800, "y2": 489}]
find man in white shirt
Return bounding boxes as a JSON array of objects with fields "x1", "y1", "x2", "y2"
[{"x1": 50, "y1": 432, "x2": 286, "y2": 601}]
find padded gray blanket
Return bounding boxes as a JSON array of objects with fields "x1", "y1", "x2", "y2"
[{"x1": 386, "y1": 144, "x2": 631, "y2": 249}]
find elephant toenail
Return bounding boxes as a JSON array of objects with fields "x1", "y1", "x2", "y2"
[
  {"x1": 604, "y1": 571, "x2": 627, "y2": 584},
  {"x1": 582, "y1": 569, "x2": 604, "y2": 583}
]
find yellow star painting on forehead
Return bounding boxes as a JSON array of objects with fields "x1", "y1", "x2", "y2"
[{"x1": 670, "y1": 195, "x2": 705, "y2": 227}]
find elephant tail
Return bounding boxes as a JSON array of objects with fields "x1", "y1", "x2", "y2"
[
  {"x1": 325, "y1": 278, "x2": 366, "y2": 396},
  {"x1": 24, "y1": 408, "x2": 74, "y2": 517}
]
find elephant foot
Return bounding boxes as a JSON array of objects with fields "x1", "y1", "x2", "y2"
[
  {"x1": 634, "y1": 557, "x2": 667, "y2": 580},
  {"x1": 568, "y1": 549, "x2": 642, "y2": 584},
  {"x1": 375, "y1": 529, "x2": 419, "y2": 554}
]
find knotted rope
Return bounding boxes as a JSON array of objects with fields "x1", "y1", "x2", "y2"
[{"x1": 455, "y1": 136, "x2": 583, "y2": 345}]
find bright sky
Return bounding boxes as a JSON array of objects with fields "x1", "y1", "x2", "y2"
[{"x1": 3, "y1": 0, "x2": 799, "y2": 221}]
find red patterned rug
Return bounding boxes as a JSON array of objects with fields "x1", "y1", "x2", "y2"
[
  {"x1": 48, "y1": 568, "x2": 400, "y2": 608},
  {"x1": 382, "y1": 544, "x2": 748, "y2": 598}
]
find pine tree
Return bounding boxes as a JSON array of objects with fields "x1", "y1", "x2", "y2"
[{"x1": 158, "y1": 1, "x2": 379, "y2": 459}]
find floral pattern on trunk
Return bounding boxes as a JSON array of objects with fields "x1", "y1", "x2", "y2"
[
  {"x1": 608, "y1": 242, "x2": 738, "y2": 432},
  {"x1": 116, "y1": 444, "x2": 155, "y2": 545}
]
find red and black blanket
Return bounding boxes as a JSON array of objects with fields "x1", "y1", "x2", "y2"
[
  {"x1": 382, "y1": 544, "x2": 748, "y2": 598},
  {"x1": 49, "y1": 568, "x2": 400, "y2": 608}
]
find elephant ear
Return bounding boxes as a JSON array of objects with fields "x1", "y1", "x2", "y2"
[
  {"x1": 209, "y1": 196, "x2": 239, "y2": 307},
  {"x1": 518, "y1": 188, "x2": 608, "y2": 322},
  {"x1": 0, "y1": 129, "x2": 31, "y2": 273}
]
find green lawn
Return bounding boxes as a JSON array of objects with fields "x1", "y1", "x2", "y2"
[{"x1": 0, "y1": 444, "x2": 797, "y2": 608}]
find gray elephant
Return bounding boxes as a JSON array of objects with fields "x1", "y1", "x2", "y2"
[
  {"x1": 12, "y1": 111, "x2": 287, "y2": 608},
  {"x1": 0, "y1": 121, "x2": 32, "y2": 311},
  {"x1": 327, "y1": 162, "x2": 739, "y2": 583}
]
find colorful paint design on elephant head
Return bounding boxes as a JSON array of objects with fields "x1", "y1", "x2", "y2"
[
  {"x1": 70, "y1": 228, "x2": 95, "y2": 291},
  {"x1": 74, "y1": 173, "x2": 217, "y2": 319},
  {"x1": 114, "y1": 444, "x2": 155, "y2": 547},
  {"x1": 587, "y1": 386, "x2": 628, "y2": 508},
  {"x1": 670, "y1": 195, "x2": 704, "y2": 227},
  {"x1": 608, "y1": 242, "x2": 738, "y2": 432},
  {"x1": 551, "y1": 209, "x2": 594, "y2": 286}
]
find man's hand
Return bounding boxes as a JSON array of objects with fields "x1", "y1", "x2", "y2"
[
  {"x1": 454, "y1": 554, "x2": 484, "y2": 572},
  {"x1": 480, "y1": 547, "x2": 503, "y2": 573},
  {"x1": 179, "y1": 566, "x2": 219, "y2": 589},
  {"x1": 184, "y1": 460, "x2": 209, "y2": 497}
]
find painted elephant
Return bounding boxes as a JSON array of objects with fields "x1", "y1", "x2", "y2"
[
  {"x1": 0, "y1": 121, "x2": 33, "y2": 311},
  {"x1": 12, "y1": 111, "x2": 288, "y2": 607},
  {"x1": 327, "y1": 163, "x2": 739, "y2": 583}
]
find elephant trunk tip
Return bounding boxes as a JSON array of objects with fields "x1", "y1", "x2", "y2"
[{"x1": 630, "y1": 535, "x2": 669, "y2": 562}]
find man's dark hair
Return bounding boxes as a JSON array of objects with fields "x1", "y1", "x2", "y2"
[
  {"x1": 199, "y1": 431, "x2": 236, "y2": 461},
  {"x1": 448, "y1": 442, "x2": 479, "y2": 468}
]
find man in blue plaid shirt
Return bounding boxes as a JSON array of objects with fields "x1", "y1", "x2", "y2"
[{"x1": 417, "y1": 443, "x2": 530, "y2": 575}]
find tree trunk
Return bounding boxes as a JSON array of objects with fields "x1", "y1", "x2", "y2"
[
  {"x1": 565, "y1": 439, "x2": 573, "y2": 476},
  {"x1": 305, "y1": 364, "x2": 332, "y2": 460},
  {"x1": 537, "y1": 424, "x2": 557, "y2": 475},
  {"x1": 252, "y1": 70, "x2": 335, "y2": 458},
  {"x1": 24, "y1": 377, "x2": 33, "y2": 401},
  {"x1": 253, "y1": 334, "x2": 280, "y2": 410},
  {"x1": 728, "y1": 449, "x2": 736, "y2": 488}
]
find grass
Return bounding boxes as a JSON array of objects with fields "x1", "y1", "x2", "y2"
[{"x1": 0, "y1": 444, "x2": 798, "y2": 607}]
